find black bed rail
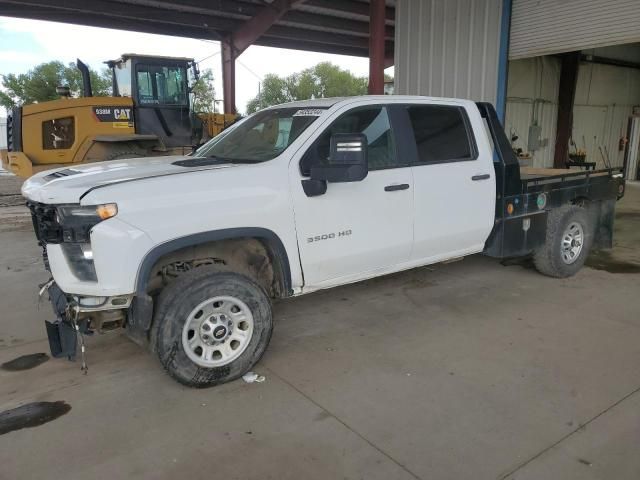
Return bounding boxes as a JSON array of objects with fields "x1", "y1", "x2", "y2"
[{"x1": 522, "y1": 167, "x2": 624, "y2": 188}]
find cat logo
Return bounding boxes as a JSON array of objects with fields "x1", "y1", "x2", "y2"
[
  {"x1": 92, "y1": 106, "x2": 133, "y2": 124},
  {"x1": 114, "y1": 108, "x2": 131, "y2": 120}
]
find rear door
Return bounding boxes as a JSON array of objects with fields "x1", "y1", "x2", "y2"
[
  {"x1": 403, "y1": 103, "x2": 496, "y2": 262},
  {"x1": 290, "y1": 105, "x2": 414, "y2": 289}
]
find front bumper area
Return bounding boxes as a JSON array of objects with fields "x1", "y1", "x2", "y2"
[
  {"x1": 73, "y1": 293, "x2": 134, "y2": 312},
  {"x1": 44, "y1": 281, "x2": 132, "y2": 360}
]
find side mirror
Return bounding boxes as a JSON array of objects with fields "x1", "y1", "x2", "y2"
[
  {"x1": 311, "y1": 133, "x2": 368, "y2": 183},
  {"x1": 191, "y1": 62, "x2": 200, "y2": 81}
]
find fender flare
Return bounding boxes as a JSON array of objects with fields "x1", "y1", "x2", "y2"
[{"x1": 134, "y1": 227, "x2": 293, "y2": 296}]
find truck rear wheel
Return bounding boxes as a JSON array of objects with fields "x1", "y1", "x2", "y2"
[
  {"x1": 152, "y1": 268, "x2": 272, "y2": 387},
  {"x1": 533, "y1": 205, "x2": 592, "y2": 278}
]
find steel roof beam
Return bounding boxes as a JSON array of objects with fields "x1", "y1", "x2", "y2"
[
  {"x1": 0, "y1": 0, "x2": 396, "y2": 47},
  {"x1": 109, "y1": 0, "x2": 394, "y2": 38},
  {"x1": 221, "y1": 0, "x2": 301, "y2": 113},
  {"x1": 300, "y1": 0, "x2": 395, "y2": 23},
  {"x1": 0, "y1": 1, "x2": 388, "y2": 51},
  {"x1": 0, "y1": 0, "x2": 233, "y2": 37}
]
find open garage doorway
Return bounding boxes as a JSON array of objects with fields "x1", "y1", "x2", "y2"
[
  {"x1": 625, "y1": 115, "x2": 640, "y2": 181},
  {"x1": 505, "y1": 43, "x2": 640, "y2": 171}
]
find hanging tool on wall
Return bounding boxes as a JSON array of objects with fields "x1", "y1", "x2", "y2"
[
  {"x1": 598, "y1": 145, "x2": 612, "y2": 169},
  {"x1": 604, "y1": 145, "x2": 613, "y2": 168}
]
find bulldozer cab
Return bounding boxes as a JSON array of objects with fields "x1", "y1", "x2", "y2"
[{"x1": 107, "y1": 54, "x2": 195, "y2": 149}]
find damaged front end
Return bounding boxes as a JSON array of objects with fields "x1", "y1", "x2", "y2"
[
  {"x1": 43, "y1": 280, "x2": 133, "y2": 362},
  {"x1": 28, "y1": 200, "x2": 133, "y2": 364}
]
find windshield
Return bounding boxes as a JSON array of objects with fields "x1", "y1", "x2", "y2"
[{"x1": 194, "y1": 107, "x2": 327, "y2": 162}]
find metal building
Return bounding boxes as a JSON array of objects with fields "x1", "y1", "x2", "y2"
[{"x1": 395, "y1": 0, "x2": 640, "y2": 178}]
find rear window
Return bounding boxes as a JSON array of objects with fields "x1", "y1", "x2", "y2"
[{"x1": 407, "y1": 105, "x2": 475, "y2": 163}]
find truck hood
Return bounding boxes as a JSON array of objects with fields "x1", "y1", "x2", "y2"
[{"x1": 21, "y1": 155, "x2": 237, "y2": 204}]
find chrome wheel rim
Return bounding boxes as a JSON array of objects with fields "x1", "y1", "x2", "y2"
[
  {"x1": 561, "y1": 222, "x2": 584, "y2": 265},
  {"x1": 182, "y1": 296, "x2": 254, "y2": 367}
]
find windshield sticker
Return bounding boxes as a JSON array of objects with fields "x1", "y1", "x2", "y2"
[{"x1": 293, "y1": 109, "x2": 324, "y2": 117}]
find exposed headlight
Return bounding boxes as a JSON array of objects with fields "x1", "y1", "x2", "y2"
[
  {"x1": 55, "y1": 203, "x2": 117, "y2": 244},
  {"x1": 56, "y1": 203, "x2": 118, "y2": 225}
]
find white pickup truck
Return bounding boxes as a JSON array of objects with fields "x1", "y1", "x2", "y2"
[{"x1": 22, "y1": 96, "x2": 625, "y2": 386}]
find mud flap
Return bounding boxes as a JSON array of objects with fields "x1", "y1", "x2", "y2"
[
  {"x1": 45, "y1": 320, "x2": 78, "y2": 360},
  {"x1": 43, "y1": 281, "x2": 75, "y2": 359}
]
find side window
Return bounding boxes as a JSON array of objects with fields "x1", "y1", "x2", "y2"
[
  {"x1": 42, "y1": 117, "x2": 75, "y2": 150},
  {"x1": 407, "y1": 105, "x2": 475, "y2": 164},
  {"x1": 114, "y1": 64, "x2": 131, "y2": 97},
  {"x1": 136, "y1": 70, "x2": 155, "y2": 103},
  {"x1": 301, "y1": 107, "x2": 397, "y2": 175}
]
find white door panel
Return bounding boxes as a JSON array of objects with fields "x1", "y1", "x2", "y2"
[
  {"x1": 406, "y1": 103, "x2": 496, "y2": 261},
  {"x1": 411, "y1": 161, "x2": 495, "y2": 260},
  {"x1": 292, "y1": 168, "x2": 413, "y2": 286}
]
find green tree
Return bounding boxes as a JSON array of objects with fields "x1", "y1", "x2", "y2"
[
  {"x1": 0, "y1": 60, "x2": 112, "y2": 109},
  {"x1": 246, "y1": 62, "x2": 368, "y2": 113},
  {"x1": 190, "y1": 69, "x2": 217, "y2": 113}
]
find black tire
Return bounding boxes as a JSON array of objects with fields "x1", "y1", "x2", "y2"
[
  {"x1": 152, "y1": 267, "x2": 273, "y2": 388},
  {"x1": 533, "y1": 205, "x2": 593, "y2": 278}
]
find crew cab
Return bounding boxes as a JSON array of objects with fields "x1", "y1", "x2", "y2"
[{"x1": 22, "y1": 96, "x2": 626, "y2": 387}]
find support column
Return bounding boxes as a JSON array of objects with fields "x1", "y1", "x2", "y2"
[
  {"x1": 368, "y1": 0, "x2": 385, "y2": 94},
  {"x1": 554, "y1": 51, "x2": 581, "y2": 168},
  {"x1": 219, "y1": 0, "x2": 295, "y2": 114},
  {"x1": 221, "y1": 38, "x2": 236, "y2": 114}
]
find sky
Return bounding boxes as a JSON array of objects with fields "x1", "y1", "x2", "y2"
[{"x1": 0, "y1": 16, "x2": 391, "y2": 115}]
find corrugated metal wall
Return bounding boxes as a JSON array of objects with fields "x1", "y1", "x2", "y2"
[
  {"x1": 510, "y1": 0, "x2": 640, "y2": 59},
  {"x1": 395, "y1": 0, "x2": 504, "y2": 104}
]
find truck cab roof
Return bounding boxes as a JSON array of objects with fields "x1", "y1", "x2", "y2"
[{"x1": 267, "y1": 95, "x2": 479, "y2": 111}]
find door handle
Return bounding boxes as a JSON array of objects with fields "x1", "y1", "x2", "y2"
[
  {"x1": 384, "y1": 183, "x2": 410, "y2": 192},
  {"x1": 471, "y1": 174, "x2": 491, "y2": 181}
]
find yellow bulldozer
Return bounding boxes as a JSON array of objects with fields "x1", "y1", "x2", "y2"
[{"x1": 1, "y1": 54, "x2": 237, "y2": 178}]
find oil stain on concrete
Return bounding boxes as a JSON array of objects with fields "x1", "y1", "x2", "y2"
[
  {"x1": 586, "y1": 250, "x2": 640, "y2": 274},
  {"x1": 0, "y1": 401, "x2": 71, "y2": 435},
  {"x1": 1, "y1": 353, "x2": 49, "y2": 371}
]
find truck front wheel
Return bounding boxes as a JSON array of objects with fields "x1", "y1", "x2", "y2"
[
  {"x1": 152, "y1": 268, "x2": 273, "y2": 387},
  {"x1": 534, "y1": 205, "x2": 592, "y2": 278}
]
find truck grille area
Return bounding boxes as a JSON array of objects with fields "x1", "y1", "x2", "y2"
[
  {"x1": 27, "y1": 201, "x2": 98, "y2": 281},
  {"x1": 27, "y1": 201, "x2": 94, "y2": 244},
  {"x1": 27, "y1": 201, "x2": 63, "y2": 244}
]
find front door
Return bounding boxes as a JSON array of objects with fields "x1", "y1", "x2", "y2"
[{"x1": 290, "y1": 106, "x2": 414, "y2": 289}]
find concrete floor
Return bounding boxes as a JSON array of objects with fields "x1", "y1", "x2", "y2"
[{"x1": 1, "y1": 176, "x2": 639, "y2": 480}]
